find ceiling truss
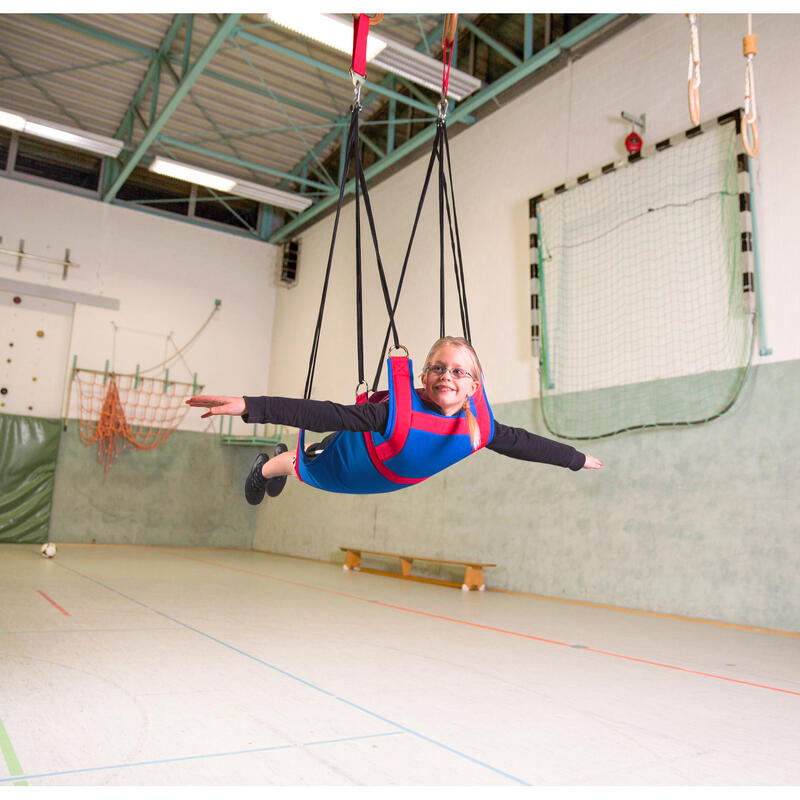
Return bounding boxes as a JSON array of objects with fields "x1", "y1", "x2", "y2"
[{"x1": 0, "y1": 13, "x2": 640, "y2": 243}]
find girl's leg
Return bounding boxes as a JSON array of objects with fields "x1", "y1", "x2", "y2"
[{"x1": 261, "y1": 449, "x2": 295, "y2": 479}]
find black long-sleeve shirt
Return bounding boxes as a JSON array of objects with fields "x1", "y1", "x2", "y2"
[{"x1": 243, "y1": 395, "x2": 585, "y2": 471}]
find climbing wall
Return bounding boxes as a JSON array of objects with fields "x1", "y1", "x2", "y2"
[{"x1": 0, "y1": 289, "x2": 73, "y2": 419}]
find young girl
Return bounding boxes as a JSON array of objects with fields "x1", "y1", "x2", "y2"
[{"x1": 187, "y1": 336, "x2": 603, "y2": 504}]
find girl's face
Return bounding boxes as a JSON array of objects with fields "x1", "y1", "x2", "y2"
[{"x1": 421, "y1": 344, "x2": 479, "y2": 416}]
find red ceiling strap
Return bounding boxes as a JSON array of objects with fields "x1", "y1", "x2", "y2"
[
  {"x1": 351, "y1": 13, "x2": 371, "y2": 80},
  {"x1": 441, "y1": 14, "x2": 458, "y2": 99}
]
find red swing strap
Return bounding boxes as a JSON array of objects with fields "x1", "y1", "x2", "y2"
[
  {"x1": 441, "y1": 14, "x2": 458, "y2": 99},
  {"x1": 351, "y1": 13, "x2": 371, "y2": 81}
]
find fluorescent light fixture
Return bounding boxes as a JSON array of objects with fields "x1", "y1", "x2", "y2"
[
  {"x1": 23, "y1": 121, "x2": 124, "y2": 157},
  {"x1": 233, "y1": 179, "x2": 313, "y2": 212},
  {"x1": 372, "y1": 41, "x2": 482, "y2": 101},
  {"x1": 149, "y1": 157, "x2": 236, "y2": 192},
  {"x1": 266, "y1": 12, "x2": 387, "y2": 61},
  {"x1": 264, "y1": 15, "x2": 480, "y2": 101},
  {"x1": 0, "y1": 109, "x2": 25, "y2": 131},
  {"x1": 149, "y1": 156, "x2": 312, "y2": 212},
  {"x1": 0, "y1": 106, "x2": 124, "y2": 157}
]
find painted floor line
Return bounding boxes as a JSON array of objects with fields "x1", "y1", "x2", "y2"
[
  {"x1": 171, "y1": 551, "x2": 800, "y2": 699},
  {"x1": 0, "y1": 714, "x2": 27, "y2": 787},
  {"x1": 0, "y1": 731, "x2": 404, "y2": 785},
  {"x1": 53, "y1": 562, "x2": 530, "y2": 786},
  {"x1": 36, "y1": 590, "x2": 70, "y2": 616},
  {"x1": 336, "y1": 698, "x2": 530, "y2": 786}
]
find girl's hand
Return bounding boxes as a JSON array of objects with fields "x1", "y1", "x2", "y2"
[
  {"x1": 186, "y1": 395, "x2": 246, "y2": 418},
  {"x1": 583, "y1": 455, "x2": 603, "y2": 470}
]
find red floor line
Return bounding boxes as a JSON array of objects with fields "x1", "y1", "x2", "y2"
[
  {"x1": 583, "y1": 648, "x2": 800, "y2": 697},
  {"x1": 36, "y1": 590, "x2": 70, "y2": 616},
  {"x1": 167, "y1": 552, "x2": 799, "y2": 698}
]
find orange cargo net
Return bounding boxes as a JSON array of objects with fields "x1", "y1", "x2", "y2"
[{"x1": 73, "y1": 368, "x2": 202, "y2": 472}]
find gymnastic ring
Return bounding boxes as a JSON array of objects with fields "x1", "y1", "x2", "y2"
[
  {"x1": 388, "y1": 344, "x2": 409, "y2": 358},
  {"x1": 742, "y1": 115, "x2": 759, "y2": 158},
  {"x1": 688, "y1": 79, "x2": 700, "y2": 126}
]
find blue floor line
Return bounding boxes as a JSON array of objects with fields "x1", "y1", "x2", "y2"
[
  {"x1": 335, "y1": 698, "x2": 531, "y2": 786},
  {"x1": 53, "y1": 561, "x2": 530, "y2": 786},
  {"x1": 0, "y1": 731, "x2": 405, "y2": 785}
]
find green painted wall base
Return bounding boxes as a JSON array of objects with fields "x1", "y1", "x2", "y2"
[{"x1": 49, "y1": 425, "x2": 262, "y2": 549}]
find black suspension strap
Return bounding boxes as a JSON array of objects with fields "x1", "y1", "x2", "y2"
[
  {"x1": 354, "y1": 110, "x2": 365, "y2": 389},
  {"x1": 370, "y1": 113, "x2": 473, "y2": 390},
  {"x1": 357, "y1": 157, "x2": 400, "y2": 363},
  {"x1": 303, "y1": 105, "x2": 359, "y2": 400},
  {"x1": 370, "y1": 123, "x2": 444, "y2": 391},
  {"x1": 303, "y1": 99, "x2": 401, "y2": 401},
  {"x1": 441, "y1": 122, "x2": 472, "y2": 343}
]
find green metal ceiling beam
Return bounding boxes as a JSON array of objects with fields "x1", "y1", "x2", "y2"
[
  {"x1": 191, "y1": 65, "x2": 341, "y2": 122},
  {"x1": 359, "y1": 131, "x2": 385, "y2": 161},
  {"x1": 40, "y1": 14, "x2": 157, "y2": 58},
  {"x1": 387, "y1": 94, "x2": 397, "y2": 154},
  {"x1": 157, "y1": 55, "x2": 260, "y2": 183},
  {"x1": 0, "y1": 45, "x2": 85, "y2": 128},
  {"x1": 181, "y1": 14, "x2": 194, "y2": 76},
  {"x1": 149, "y1": 59, "x2": 161, "y2": 126},
  {"x1": 286, "y1": 115, "x2": 348, "y2": 190},
  {"x1": 524, "y1": 14, "x2": 534, "y2": 60},
  {"x1": 114, "y1": 14, "x2": 189, "y2": 139},
  {"x1": 458, "y1": 17, "x2": 522, "y2": 67},
  {"x1": 268, "y1": 13, "x2": 621, "y2": 243},
  {"x1": 0, "y1": 54, "x2": 148, "y2": 83},
  {"x1": 227, "y1": 34, "x2": 338, "y2": 188},
  {"x1": 234, "y1": 29, "x2": 439, "y2": 118},
  {"x1": 157, "y1": 135, "x2": 332, "y2": 191},
  {"x1": 103, "y1": 13, "x2": 242, "y2": 203}
]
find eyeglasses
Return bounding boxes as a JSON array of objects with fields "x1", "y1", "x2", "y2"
[{"x1": 425, "y1": 364, "x2": 473, "y2": 380}]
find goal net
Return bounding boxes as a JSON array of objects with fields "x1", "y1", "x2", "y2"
[{"x1": 529, "y1": 110, "x2": 756, "y2": 440}]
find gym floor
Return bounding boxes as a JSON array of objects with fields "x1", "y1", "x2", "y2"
[{"x1": 1, "y1": 543, "x2": 799, "y2": 788}]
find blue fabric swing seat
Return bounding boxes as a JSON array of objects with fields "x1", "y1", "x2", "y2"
[{"x1": 294, "y1": 356, "x2": 494, "y2": 494}]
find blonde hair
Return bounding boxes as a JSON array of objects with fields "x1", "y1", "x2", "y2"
[{"x1": 421, "y1": 336, "x2": 484, "y2": 451}]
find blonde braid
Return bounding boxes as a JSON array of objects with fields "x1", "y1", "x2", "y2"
[{"x1": 463, "y1": 396, "x2": 481, "y2": 451}]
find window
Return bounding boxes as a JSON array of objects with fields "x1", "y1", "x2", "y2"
[{"x1": 14, "y1": 135, "x2": 101, "y2": 190}]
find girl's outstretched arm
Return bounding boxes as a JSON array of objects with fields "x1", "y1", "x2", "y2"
[
  {"x1": 488, "y1": 421, "x2": 603, "y2": 471},
  {"x1": 186, "y1": 395, "x2": 245, "y2": 418}
]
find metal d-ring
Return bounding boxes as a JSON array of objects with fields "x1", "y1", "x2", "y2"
[
  {"x1": 355, "y1": 380, "x2": 370, "y2": 398},
  {"x1": 437, "y1": 98, "x2": 449, "y2": 120},
  {"x1": 388, "y1": 344, "x2": 409, "y2": 358}
]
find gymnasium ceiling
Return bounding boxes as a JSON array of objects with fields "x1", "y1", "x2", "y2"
[{"x1": 0, "y1": 12, "x2": 641, "y2": 242}]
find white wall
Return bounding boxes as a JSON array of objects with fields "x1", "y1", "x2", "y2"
[
  {"x1": 267, "y1": 13, "x2": 800, "y2": 401},
  {"x1": 0, "y1": 179, "x2": 280, "y2": 434}
]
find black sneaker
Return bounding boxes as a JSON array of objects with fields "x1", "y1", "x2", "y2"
[
  {"x1": 266, "y1": 443, "x2": 289, "y2": 497},
  {"x1": 244, "y1": 453, "x2": 269, "y2": 505}
]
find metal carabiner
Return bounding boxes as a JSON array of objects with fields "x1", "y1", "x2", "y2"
[{"x1": 350, "y1": 69, "x2": 364, "y2": 111}]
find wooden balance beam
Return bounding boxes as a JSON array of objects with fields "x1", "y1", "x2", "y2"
[{"x1": 340, "y1": 546, "x2": 495, "y2": 591}]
